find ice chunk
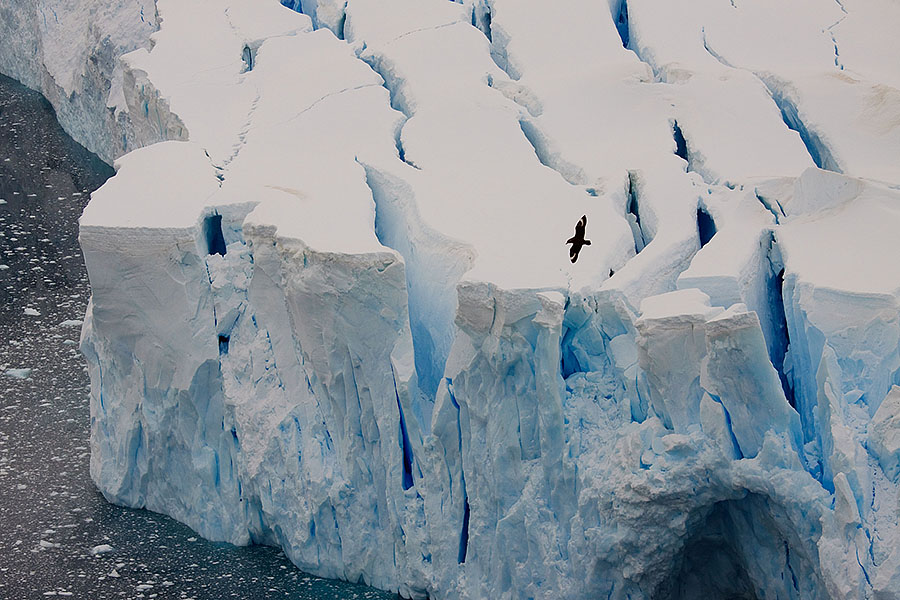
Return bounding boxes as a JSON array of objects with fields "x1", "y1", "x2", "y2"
[
  {"x1": 89, "y1": 544, "x2": 115, "y2": 555},
  {"x1": 5, "y1": 369, "x2": 32, "y2": 379},
  {"x1": 870, "y1": 386, "x2": 900, "y2": 482},
  {"x1": 636, "y1": 289, "x2": 722, "y2": 431},
  {"x1": 702, "y1": 305, "x2": 802, "y2": 458}
]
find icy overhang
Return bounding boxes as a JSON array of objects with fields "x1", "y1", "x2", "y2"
[{"x1": 638, "y1": 288, "x2": 723, "y2": 322}]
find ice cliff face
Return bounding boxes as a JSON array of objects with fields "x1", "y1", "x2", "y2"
[
  {"x1": 0, "y1": 0, "x2": 164, "y2": 163},
  {"x1": 51, "y1": 0, "x2": 900, "y2": 597}
]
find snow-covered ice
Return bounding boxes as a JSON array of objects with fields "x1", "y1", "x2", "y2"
[{"x1": 1, "y1": 0, "x2": 897, "y2": 597}]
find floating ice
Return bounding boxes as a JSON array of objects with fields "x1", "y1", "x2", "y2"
[
  {"x1": 89, "y1": 544, "x2": 115, "y2": 556},
  {"x1": 5, "y1": 369, "x2": 32, "y2": 379}
]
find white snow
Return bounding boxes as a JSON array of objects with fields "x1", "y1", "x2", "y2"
[
  {"x1": 80, "y1": 141, "x2": 221, "y2": 230},
  {"x1": 629, "y1": 0, "x2": 900, "y2": 183},
  {"x1": 778, "y1": 169, "x2": 900, "y2": 295}
]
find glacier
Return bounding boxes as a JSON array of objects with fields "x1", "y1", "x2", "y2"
[
  {"x1": 0, "y1": 0, "x2": 163, "y2": 163},
  {"x1": 3, "y1": 0, "x2": 900, "y2": 597}
]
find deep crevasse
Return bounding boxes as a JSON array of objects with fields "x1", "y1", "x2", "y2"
[{"x1": 5, "y1": 0, "x2": 900, "y2": 597}]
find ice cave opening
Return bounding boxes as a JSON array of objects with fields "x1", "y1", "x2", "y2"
[
  {"x1": 661, "y1": 538, "x2": 760, "y2": 600},
  {"x1": 696, "y1": 205, "x2": 716, "y2": 248},
  {"x1": 203, "y1": 213, "x2": 227, "y2": 256},
  {"x1": 655, "y1": 494, "x2": 824, "y2": 600}
]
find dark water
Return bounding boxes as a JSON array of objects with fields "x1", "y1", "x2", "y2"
[{"x1": 0, "y1": 72, "x2": 395, "y2": 600}]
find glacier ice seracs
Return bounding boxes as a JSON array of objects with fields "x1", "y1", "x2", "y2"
[
  {"x1": 3, "y1": 0, "x2": 900, "y2": 597},
  {"x1": 0, "y1": 0, "x2": 161, "y2": 163}
]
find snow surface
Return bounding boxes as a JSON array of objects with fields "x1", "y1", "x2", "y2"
[{"x1": 14, "y1": 0, "x2": 894, "y2": 596}]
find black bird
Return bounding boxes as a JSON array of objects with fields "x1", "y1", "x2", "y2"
[{"x1": 566, "y1": 215, "x2": 591, "y2": 263}]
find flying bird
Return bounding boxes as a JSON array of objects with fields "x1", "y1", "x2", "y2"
[{"x1": 566, "y1": 215, "x2": 591, "y2": 263}]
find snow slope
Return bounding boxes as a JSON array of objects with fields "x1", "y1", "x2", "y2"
[{"x1": 71, "y1": 0, "x2": 900, "y2": 598}]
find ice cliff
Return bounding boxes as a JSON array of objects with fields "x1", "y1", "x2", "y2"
[
  {"x1": 0, "y1": 0, "x2": 164, "y2": 163},
  {"x1": 7, "y1": 0, "x2": 900, "y2": 597}
]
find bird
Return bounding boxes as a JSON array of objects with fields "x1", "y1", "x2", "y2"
[{"x1": 566, "y1": 215, "x2": 591, "y2": 263}]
